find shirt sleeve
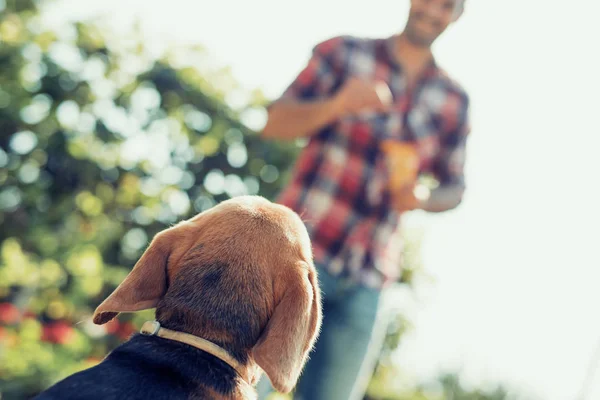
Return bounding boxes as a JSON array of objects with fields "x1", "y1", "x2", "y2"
[
  {"x1": 277, "y1": 36, "x2": 345, "y2": 102},
  {"x1": 431, "y1": 93, "x2": 471, "y2": 186}
]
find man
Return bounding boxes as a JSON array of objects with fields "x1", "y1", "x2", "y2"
[{"x1": 258, "y1": 0, "x2": 471, "y2": 399}]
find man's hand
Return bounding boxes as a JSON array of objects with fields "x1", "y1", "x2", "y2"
[
  {"x1": 390, "y1": 183, "x2": 433, "y2": 213},
  {"x1": 390, "y1": 185, "x2": 421, "y2": 213},
  {"x1": 333, "y1": 78, "x2": 393, "y2": 116},
  {"x1": 392, "y1": 183, "x2": 464, "y2": 213},
  {"x1": 261, "y1": 78, "x2": 393, "y2": 140}
]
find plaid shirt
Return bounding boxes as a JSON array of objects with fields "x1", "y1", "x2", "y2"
[{"x1": 276, "y1": 35, "x2": 471, "y2": 289}]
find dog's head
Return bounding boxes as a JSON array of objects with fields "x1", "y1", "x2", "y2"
[{"x1": 92, "y1": 195, "x2": 321, "y2": 393}]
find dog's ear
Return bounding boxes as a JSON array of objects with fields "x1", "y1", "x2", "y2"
[
  {"x1": 252, "y1": 262, "x2": 322, "y2": 393},
  {"x1": 93, "y1": 230, "x2": 172, "y2": 325}
]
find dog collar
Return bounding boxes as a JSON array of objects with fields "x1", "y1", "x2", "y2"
[{"x1": 140, "y1": 320, "x2": 250, "y2": 384}]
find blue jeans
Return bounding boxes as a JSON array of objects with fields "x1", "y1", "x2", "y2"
[{"x1": 256, "y1": 267, "x2": 386, "y2": 400}]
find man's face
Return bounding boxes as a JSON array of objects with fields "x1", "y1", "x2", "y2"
[{"x1": 404, "y1": 0, "x2": 464, "y2": 47}]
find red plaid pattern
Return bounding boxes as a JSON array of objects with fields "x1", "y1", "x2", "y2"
[{"x1": 276, "y1": 35, "x2": 471, "y2": 288}]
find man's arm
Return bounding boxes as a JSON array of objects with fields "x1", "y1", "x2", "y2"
[
  {"x1": 260, "y1": 35, "x2": 390, "y2": 141},
  {"x1": 261, "y1": 97, "x2": 344, "y2": 140},
  {"x1": 262, "y1": 78, "x2": 388, "y2": 140},
  {"x1": 422, "y1": 92, "x2": 471, "y2": 213},
  {"x1": 390, "y1": 182, "x2": 464, "y2": 213},
  {"x1": 392, "y1": 93, "x2": 471, "y2": 214},
  {"x1": 261, "y1": 37, "x2": 344, "y2": 141}
]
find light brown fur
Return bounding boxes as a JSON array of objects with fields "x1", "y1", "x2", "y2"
[{"x1": 93, "y1": 196, "x2": 321, "y2": 399}]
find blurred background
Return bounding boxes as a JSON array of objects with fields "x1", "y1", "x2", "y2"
[{"x1": 1, "y1": 0, "x2": 599, "y2": 399}]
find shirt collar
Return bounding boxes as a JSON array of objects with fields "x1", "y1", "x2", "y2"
[{"x1": 383, "y1": 35, "x2": 439, "y2": 81}]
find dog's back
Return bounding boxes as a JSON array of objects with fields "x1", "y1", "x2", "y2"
[{"x1": 35, "y1": 334, "x2": 250, "y2": 400}]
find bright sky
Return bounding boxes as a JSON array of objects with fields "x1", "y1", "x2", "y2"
[{"x1": 53, "y1": 0, "x2": 600, "y2": 398}]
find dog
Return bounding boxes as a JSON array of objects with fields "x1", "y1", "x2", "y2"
[{"x1": 35, "y1": 195, "x2": 321, "y2": 400}]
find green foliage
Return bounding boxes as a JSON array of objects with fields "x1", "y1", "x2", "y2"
[{"x1": 366, "y1": 370, "x2": 514, "y2": 400}]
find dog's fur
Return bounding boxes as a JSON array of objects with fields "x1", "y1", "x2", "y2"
[{"x1": 35, "y1": 196, "x2": 321, "y2": 400}]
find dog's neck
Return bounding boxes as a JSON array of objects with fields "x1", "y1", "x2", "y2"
[
  {"x1": 154, "y1": 301, "x2": 263, "y2": 386},
  {"x1": 140, "y1": 321, "x2": 256, "y2": 385}
]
